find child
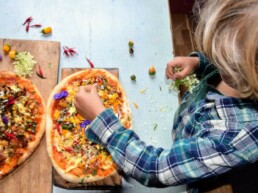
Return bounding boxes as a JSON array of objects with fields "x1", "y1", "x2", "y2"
[{"x1": 74, "y1": 0, "x2": 258, "y2": 191}]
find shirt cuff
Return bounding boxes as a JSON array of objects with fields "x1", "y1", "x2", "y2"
[
  {"x1": 189, "y1": 51, "x2": 210, "y2": 79},
  {"x1": 86, "y1": 108, "x2": 123, "y2": 145}
]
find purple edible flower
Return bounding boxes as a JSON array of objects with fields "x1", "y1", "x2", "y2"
[
  {"x1": 54, "y1": 90, "x2": 68, "y2": 100},
  {"x1": 0, "y1": 53, "x2": 2, "y2": 61},
  {"x1": 80, "y1": 120, "x2": 91, "y2": 129},
  {"x1": 1, "y1": 116, "x2": 8, "y2": 125}
]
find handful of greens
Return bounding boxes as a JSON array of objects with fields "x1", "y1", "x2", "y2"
[{"x1": 169, "y1": 67, "x2": 199, "y2": 93}]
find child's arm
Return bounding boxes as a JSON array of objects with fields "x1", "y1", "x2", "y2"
[{"x1": 85, "y1": 108, "x2": 250, "y2": 187}]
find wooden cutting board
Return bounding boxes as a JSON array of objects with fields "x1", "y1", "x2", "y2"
[
  {"x1": 52, "y1": 68, "x2": 122, "y2": 190},
  {"x1": 0, "y1": 38, "x2": 60, "y2": 193}
]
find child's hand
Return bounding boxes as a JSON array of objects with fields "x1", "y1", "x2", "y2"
[
  {"x1": 166, "y1": 57, "x2": 200, "y2": 80},
  {"x1": 74, "y1": 84, "x2": 106, "y2": 121}
]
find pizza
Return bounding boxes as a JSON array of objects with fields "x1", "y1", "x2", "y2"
[
  {"x1": 46, "y1": 69, "x2": 131, "y2": 183},
  {"x1": 0, "y1": 71, "x2": 46, "y2": 180}
]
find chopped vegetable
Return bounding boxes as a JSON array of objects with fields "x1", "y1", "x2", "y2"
[
  {"x1": 149, "y1": 65, "x2": 156, "y2": 76},
  {"x1": 2, "y1": 44, "x2": 11, "y2": 54},
  {"x1": 41, "y1": 27, "x2": 52, "y2": 34},
  {"x1": 128, "y1": 40, "x2": 134, "y2": 48},
  {"x1": 4, "y1": 131, "x2": 18, "y2": 141},
  {"x1": 0, "y1": 53, "x2": 2, "y2": 61},
  {"x1": 130, "y1": 74, "x2": 136, "y2": 81},
  {"x1": 9, "y1": 50, "x2": 17, "y2": 59},
  {"x1": 128, "y1": 40, "x2": 134, "y2": 55},
  {"x1": 169, "y1": 69, "x2": 199, "y2": 93},
  {"x1": 129, "y1": 48, "x2": 134, "y2": 54},
  {"x1": 12, "y1": 51, "x2": 37, "y2": 77}
]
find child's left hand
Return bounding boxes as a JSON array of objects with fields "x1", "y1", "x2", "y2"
[{"x1": 74, "y1": 84, "x2": 106, "y2": 120}]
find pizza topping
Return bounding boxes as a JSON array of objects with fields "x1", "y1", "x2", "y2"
[
  {"x1": 13, "y1": 51, "x2": 37, "y2": 77},
  {"x1": 54, "y1": 90, "x2": 68, "y2": 100},
  {"x1": 1, "y1": 116, "x2": 8, "y2": 125}
]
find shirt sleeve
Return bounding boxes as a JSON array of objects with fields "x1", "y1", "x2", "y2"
[
  {"x1": 189, "y1": 52, "x2": 216, "y2": 80},
  {"x1": 86, "y1": 108, "x2": 244, "y2": 187}
]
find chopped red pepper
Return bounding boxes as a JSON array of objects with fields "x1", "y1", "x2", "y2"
[
  {"x1": 63, "y1": 46, "x2": 78, "y2": 57},
  {"x1": 36, "y1": 65, "x2": 46, "y2": 79},
  {"x1": 64, "y1": 146, "x2": 74, "y2": 153},
  {"x1": 23, "y1": 16, "x2": 33, "y2": 25},
  {"x1": 86, "y1": 57, "x2": 95, "y2": 68},
  {"x1": 5, "y1": 96, "x2": 16, "y2": 107},
  {"x1": 4, "y1": 131, "x2": 18, "y2": 141},
  {"x1": 55, "y1": 123, "x2": 62, "y2": 135}
]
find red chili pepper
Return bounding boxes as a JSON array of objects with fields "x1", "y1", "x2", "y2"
[
  {"x1": 86, "y1": 57, "x2": 95, "y2": 68},
  {"x1": 36, "y1": 65, "x2": 46, "y2": 79},
  {"x1": 62, "y1": 46, "x2": 78, "y2": 57},
  {"x1": 26, "y1": 23, "x2": 30, "y2": 32},
  {"x1": 55, "y1": 123, "x2": 62, "y2": 135},
  {"x1": 23, "y1": 16, "x2": 33, "y2": 25},
  {"x1": 30, "y1": 24, "x2": 42, "y2": 28},
  {"x1": 4, "y1": 131, "x2": 18, "y2": 141}
]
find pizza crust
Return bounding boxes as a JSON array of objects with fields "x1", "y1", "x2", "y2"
[
  {"x1": 46, "y1": 69, "x2": 131, "y2": 183},
  {"x1": 0, "y1": 71, "x2": 46, "y2": 180}
]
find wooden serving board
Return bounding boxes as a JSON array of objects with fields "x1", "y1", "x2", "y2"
[
  {"x1": 52, "y1": 68, "x2": 122, "y2": 190},
  {"x1": 0, "y1": 38, "x2": 60, "y2": 193}
]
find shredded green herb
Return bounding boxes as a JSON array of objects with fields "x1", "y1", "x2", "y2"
[{"x1": 13, "y1": 52, "x2": 37, "y2": 77}]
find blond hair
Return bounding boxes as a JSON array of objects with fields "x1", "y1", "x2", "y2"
[{"x1": 194, "y1": 0, "x2": 258, "y2": 99}]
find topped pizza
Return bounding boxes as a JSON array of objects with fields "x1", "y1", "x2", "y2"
[
  {"x1": 46, "y1": 69, "x2": 131, "y2": 183},
  {"x1": 0, "y1": 71, "x2": 46, "y2": 180}
]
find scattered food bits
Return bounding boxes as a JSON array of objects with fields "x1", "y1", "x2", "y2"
[
  {"x1": 149, "y1": 65, "x2": 156, "y2": 76},
  {"x1": 130, "y1": 74, "x2": 136, "y2": 81},
  {"x1": 133, "y1": 102, "x2": 139, "y2": 109},
  {"x1": 8, "y1": 50, "x2": 17, "y2": 59},
  {"x1": 2, "y1": 44, "x2": 11, "y2": 54},
  {"x1": 128, "y1": 40, "x2": 134, "y2": 48},
  {"x1": 41, "y1": 27, "x2": 52, "y2": 34},
  {"x1": 153, "y1": 123, "x2": 158, "y2": 130},
  {"x1": 139, "y1": 89, "x2": 146, "y2": 94},
  {"x1": 129, "y1": 47, "x2": 134, "y2": 55},
  {"x1": 128, "y1": 40, "x2": 134, "y2": 55}
]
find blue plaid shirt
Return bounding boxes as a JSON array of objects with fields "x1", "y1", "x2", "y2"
[{"x1": 86, "y1": 52, "x2": 258, "y2": 187}]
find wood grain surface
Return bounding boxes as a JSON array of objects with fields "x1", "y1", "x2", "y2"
[
  {"x1": 0, "y1": 38, "x2": 60, "y2": 193},
  {"x1": 52, "y1": 68, "x2": 122, "y2": 190}
]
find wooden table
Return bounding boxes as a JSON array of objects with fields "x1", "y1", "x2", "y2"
[{"x1": 0, "y1": 1, "x2": 185, "y2": 193}]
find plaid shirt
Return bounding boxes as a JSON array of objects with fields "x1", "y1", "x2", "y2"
[{"x1": 86, "y1": 53, "x2": 258, "y2": 187}]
